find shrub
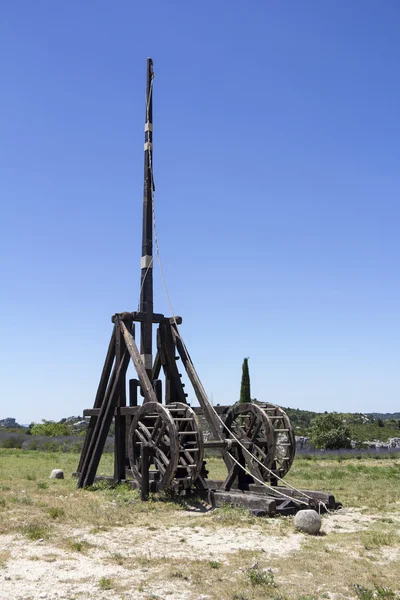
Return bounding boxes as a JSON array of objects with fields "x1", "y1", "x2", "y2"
[
  {"x1": 246, "y1": 565, "x2": 276, "y2": 587},
  {"x1": 1, "y1": 436, "x2": 24, "y2": 449},
  {"x1": 310, "y1": 414, "x2": 352, "y2": 450},
  {"x1": 21, "y1": 523, "x2": 48, "y2": 541},
  {"x1": 48, "y1": 507, "x2": 65, "y2": 519},
  {"x1": 30, "y1": 420, "x2": 72, "y2": 437},
  {"x1": 99, "y1": 577, "x2": 113, "y2": 590}
]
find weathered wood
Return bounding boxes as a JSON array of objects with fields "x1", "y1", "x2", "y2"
[
  {"x1": 224, "y1": 403, "x2": 276, "y2": 484},
  {"x1": 129, "y1": 379, "x2": 139, "y2": 407},
  {"x1": 77, "y1": 327, "x2": 116, "y2": 474},
  {"x1": 114, "y1": 325, "x2": 128, "y2": 482},
  {"x1": 119, "y1": 319, "x2": 158, "y2": 404},
  {"x1": 140, "y1": 444, "x2": 150, "y2": 501},
  {"x1": 152, "y1": 351, "x2": 161, "y2": 380},
  {"x1": 83, "y1": 405, "x2": 233, "y2": 417},
  {"x1": 153, "y1": 379, "x2": 162, "y2": 403},
  {"x1": 112, "y1": 312, "x2": 182, "y2": 325},
  {"x1": 209, "y1": 490, "x2": 277, "y2": 515},
  {"x1": 205, "y1": 480, "x2": 336, "y2": 508},
  {"x1": 112, "y1": 312, "x2": 165, "y2": 324},
  {"x1": 78, "y1": 348, "x2": 130, "y2": 488},
  {"x1": 159, "y1": 322, "x2": 187, "y2": 405}
]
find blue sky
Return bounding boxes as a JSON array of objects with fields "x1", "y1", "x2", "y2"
[{"x1": 1, "y1": 1, "x2": 399, "y2": 423}]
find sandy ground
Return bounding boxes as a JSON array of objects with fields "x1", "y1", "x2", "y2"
[{"x1": 0, "y1": 508, "x2": 397, "y2": 600}]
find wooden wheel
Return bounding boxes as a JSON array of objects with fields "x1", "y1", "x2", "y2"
[
  {"x1": 224, "y1": 403, "x2": 276, "y2": 482},
  {"x1": 167, "y1": 402, "x2": 204, "y2": 491},
  {"x1": 128, "y1": 402, "x2": 203, "y2": 492},
  {"x1": 259, "y1": 403, "x2": 296, "y2": 479}
]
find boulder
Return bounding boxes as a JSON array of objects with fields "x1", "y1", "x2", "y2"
[
  {"x1": 294, "y1": 509, "x2": 321, "y2": 535},
  {"x1": 50, "y1": 469, "x2": 64, "y2": 479}
]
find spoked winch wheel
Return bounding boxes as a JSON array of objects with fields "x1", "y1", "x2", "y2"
[
  {"x1": 128, "y1": 402, "x2": 204, "y2": 492},
  {"x1": 259, "y1": 403, "x2": 296, "y2": 479},
  {"x1": 224, "y1": 403, "x2": 276, "y2": 482}
]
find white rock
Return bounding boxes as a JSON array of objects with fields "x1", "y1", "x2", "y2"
[
  {"x1": 50, "y1": 469, "x2": 64, "y2": 479},
  {"x1": 294, "y1": 509, "x2": 321, "y2": 535}
]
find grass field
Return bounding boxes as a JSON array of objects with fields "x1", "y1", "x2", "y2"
[{"x1": 0, "y1": 449, "x2": 399, "y2": 600}]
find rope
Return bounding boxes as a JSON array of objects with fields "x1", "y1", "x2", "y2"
[
  {"x1": 142, "y1": 76, "x2": 328, "y2": 514},
  {"x1": 226, "y1": 452, "x2": 308, "y2": 506}
]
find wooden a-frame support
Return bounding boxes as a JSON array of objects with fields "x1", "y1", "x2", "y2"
[{"x1": 77, "y1": 314, "x2": 230, "y2": 488}]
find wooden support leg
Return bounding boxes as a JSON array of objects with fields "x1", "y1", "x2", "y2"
[
  {"x1": 78, "y1": 344, "x2": 130, "y2": 488},
  {"x1": 77, "y1": 327, "x2": 116, "y2": 474},
  {"x1": 270, "y1": 460, "x2": 278, "y2": 486},
  {"x1": 114, "y1": 325, "x2": 128, "y2": 483},
  {"x1": 153, "y1": 379, "x2": 162, "y2": 403},
  {"x1": 223, "y1": 463, "x2": 241, "y2": 492},
  {"x1": 129, "y1": 379, "x2": 139, "y2": 406},
  {"x1": 141, "y1": 444, "x2": 150, "y2": 501}
]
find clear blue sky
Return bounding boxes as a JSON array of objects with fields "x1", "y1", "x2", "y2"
[{"x1": 1, "y1": 1, "x2": 399, "y2": 423}]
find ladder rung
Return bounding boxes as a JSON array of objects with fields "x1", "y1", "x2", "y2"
[
  {"x1": 277, "y1": 443, "x2": 291, "y2": 446},
  {"x1": 173, "y1": 418, "x2": 193, "y2": 421},
  {"x1": 178, "y1": 431, "x2": 197, "y2": 435},
  {"x1": 274, "y1": 429, "x2": 289, "y2": 432},
  {"x1": 180, "y1": 448, "x2": 199, "y2": 452}
]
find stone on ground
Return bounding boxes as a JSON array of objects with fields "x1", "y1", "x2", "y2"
[
  {"x1": 50, "y1": 469, "x2": 64, "y2": 479},
  {"x1": 294, "y1": 509, "x2": 321, "y2": 534}
]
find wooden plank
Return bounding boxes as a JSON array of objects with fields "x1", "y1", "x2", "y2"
[
  {"x1": 77, "y1": 327, "x2": 116, "y2": 474},
  {"x1": 119, "y1": 319, "x2": 158, "y2": 404},
  {"x1": 78, "y1": 348, "x2": 130, "y2": 488},
  {"x1": 205, "y1": 480, "x2": 336, "y2": 508},
  {"x1": 210, "y1": 490, "x2": 276, "y2": 515}
]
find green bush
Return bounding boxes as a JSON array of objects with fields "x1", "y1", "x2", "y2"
[
  {"x1": 310, "y1": 414, "x2": 352, "y2": 450},
  {"x1": 40, "y1": 441, "x2": 61, "y2": 452},
  {"x1": 1, "y1": 436, "x2": 24, "y2": 449},
  {"x1": 30, "y1": 420, "x2": 72, "y2": 437}
]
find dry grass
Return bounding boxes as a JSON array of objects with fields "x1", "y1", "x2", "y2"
[{"x1": 0, "y1": 449, "x2": 399, "y2": 599}]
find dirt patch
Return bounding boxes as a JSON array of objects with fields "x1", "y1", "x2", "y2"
[{"x1": 0, "y1": 519, "x2": 303, "y2": 600}]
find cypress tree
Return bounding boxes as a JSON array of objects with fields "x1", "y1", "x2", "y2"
[{"x1": 239, "y1": 357, "x2": 251, "y2": 404}]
